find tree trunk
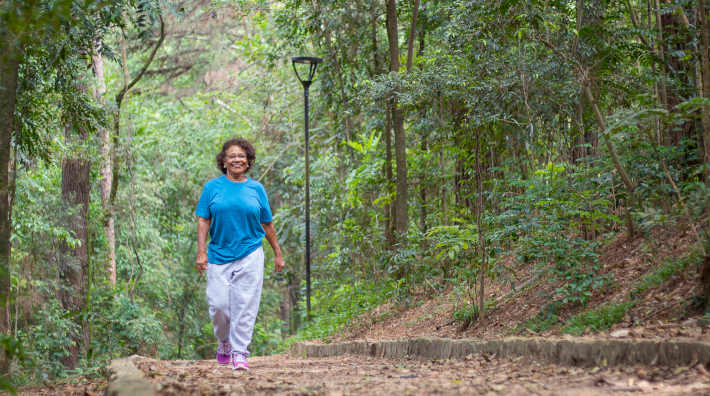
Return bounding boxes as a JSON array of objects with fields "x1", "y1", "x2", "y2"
[
  {"x1": 654, "y1": 0, "x2": 669, "y2": 118},
  {"x1": 420, "y1": 135, "x2": 427, "y2": 234},
  {"x1": 393, "y1": 108, "x2": 407, "y2": 236},
  {"x1": 386, "y1": 0, "x2": 409, "y2": 237},
  {"x1": 371, "y1": 1, "x2": 381, "y2": 76},
  {"x1": 406, "y1": 0, "x2": 420, "y2": 72},
  {"x1": 439, "y1": 97, "x2": 446, "y2": 225},
  {"x1": 571, "y1": 98, "x2": 587, "y2": 163},
  {"x1": 91, "y1": 40, "x2": 116, "y2": 285},
  {"x1": 385, "y1": 100, "x2": 395, "y2": 246},
  {"x1": 110, "y1": 25, "x2": 130, "y2": 209},
  {"x1": 699, "y1": 0, "x2": 710, "y2": 193},
  {"x1": 59, "y1": 127, "x2": 90, "y2": 369},
  {"x1": 289, "y1": 255, "x2": 303, "y2": 333},
  {"x1": 702, "y1": 255, "x2": 710, "y2": 312},
  {"x1": 582, "y1": 78, "x2": 636, "y2": 239},
  {"x1": 440, "y1": 149, "x2": 446, "y2": 224},
  {"x1": 280, "y1": 287, "x2": 290, "y2": 335},
  {"x1": 0, "y1": 56, "x2": 19, "y2": 378},
  {"x1": 475, "y1": 127, "x2": 486, "y2": 324}
]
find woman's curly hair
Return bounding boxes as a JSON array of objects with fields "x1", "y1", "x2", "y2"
[{"x1": 216, "y1": 137, "x2": 256, "y2": 175}]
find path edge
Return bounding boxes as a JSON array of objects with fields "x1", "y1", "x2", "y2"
[
  {"x1": 290, "y1": 337, "x2": 710, "y2": 368},
  {"x1": 104, "y1": 357, "x2": 155, "y2": 396}
]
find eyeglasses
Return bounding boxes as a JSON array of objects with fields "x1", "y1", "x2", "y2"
[{"x1": 227, "y1": 154, "x2": 247, "y2": 160}]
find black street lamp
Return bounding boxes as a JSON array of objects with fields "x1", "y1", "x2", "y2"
[{"x1": 291, "y1": 56, "x2": 322, "y2": 319}]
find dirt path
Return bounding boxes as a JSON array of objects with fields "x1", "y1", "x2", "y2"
[{"x1": 131, "y1": 353, "x2": 710, "y2": 395}]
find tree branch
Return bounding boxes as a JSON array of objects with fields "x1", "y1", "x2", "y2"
[
  {"x1": 538, "y1": 38, "x2": 569, "y2": 62},
  {"x1": 115, "y1": 15, "x2": 166, "y2": 107},
  {"x1": 626, "y1": 0, "x2": 652, "y2": 49},
  {"x1": 571, "y1": 0, "x2": 584, "y2": 58}
]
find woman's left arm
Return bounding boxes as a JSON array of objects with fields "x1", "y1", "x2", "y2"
[{"x1": 262, "y1": 221, "x2": 285, "y2": 273}]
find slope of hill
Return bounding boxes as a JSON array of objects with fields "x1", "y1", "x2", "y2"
[{"x1": 332, "y1": 224, "x2": 709, "y2": 343}]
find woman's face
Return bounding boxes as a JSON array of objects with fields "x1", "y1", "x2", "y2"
[{"x1": 223, "y1": 145, "x2": 248, "y2": 178}]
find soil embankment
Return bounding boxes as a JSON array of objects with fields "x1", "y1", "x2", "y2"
[{"x1": 338, "y1": 226, "x2": 706, "y2": 343}]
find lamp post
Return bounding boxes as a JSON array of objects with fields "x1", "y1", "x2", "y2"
[{"x1": 291, "y1": 56, "x2": 322, "y2": 319}]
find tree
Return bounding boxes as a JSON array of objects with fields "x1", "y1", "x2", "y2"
[
  {"x1": 385, "y1": 0, "x2": 408, "y2": 238},
  {"x1": 0, "y1": 0, "x2": 109, "y2": 375},
  {"x1": 59, "y1": 87, "x2": 92, "y2": 368},
  {"x1": 107, "y1": 9, "x2": 165, "y2": 284},
  {"x1": 91, "y1": 39, "x2": 116, "y2": 284},
  {"x1": 0, "y1": 53, "x2": 19, "y2": 379}
]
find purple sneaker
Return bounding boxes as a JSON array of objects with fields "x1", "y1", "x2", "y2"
[
  {"x1": 216, "y1": 339, "x2": 231, "y2": 366},
  {"x1": 232, "y1": 353, "x2": 249, "y2": 371}
]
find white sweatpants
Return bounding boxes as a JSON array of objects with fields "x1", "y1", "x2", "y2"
[{"x1": 205, "y1": 246, "x2": 264, "y2": 356}]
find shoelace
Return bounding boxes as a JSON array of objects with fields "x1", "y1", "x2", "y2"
[{"x1": 217, "y1": 340, "x2": 231, "y2": 355}]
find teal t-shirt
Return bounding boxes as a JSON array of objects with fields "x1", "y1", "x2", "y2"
[{"x1": 195, "y1": 176, "x2": 273, "y2": 264}]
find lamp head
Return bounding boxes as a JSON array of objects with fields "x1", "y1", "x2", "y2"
[{"x1": 292, "y1": 57, "x2": 323, "y2": 88}]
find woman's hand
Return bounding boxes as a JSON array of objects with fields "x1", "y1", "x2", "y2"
[
  {"x1": 196, "y1": 217, "x2": 211, "y2": 275},
  {"x1": 274, "y1": 255, "x2": 285, "y2": 274},
  {"x1": 262, "y1": 221, "x2": 285, "y2": 274},
  {"x1": 196, "y1": 251, "x2": 209, "y2": 275}
]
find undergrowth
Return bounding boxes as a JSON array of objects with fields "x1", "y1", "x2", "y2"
[
  {"x1": 289, "y1": 235, "x2": 703, "y2": 345},
  {"x1": 561, "y1": 301, "x2": 635, "y2": 335},
  {"x1": 508, "y1": 311, "x2": 558, "y2": 335},
  {"x1": 511, "y1": 249, "x2": 702, "y2": 336},
  {"x1": 633, "y1": 251, "x2": 699, "y2": 295},
  {"x1": 285, "y1": 278, "x2": 404, "y2": 346}
]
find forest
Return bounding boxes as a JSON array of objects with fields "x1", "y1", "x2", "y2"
[{"x1": 1, "y1": 0, "x2": 710, "y2": 391}]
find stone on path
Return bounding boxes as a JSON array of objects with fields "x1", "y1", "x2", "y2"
[{"x1": 610, "y1": 329, "x2": 629, "y2": 339}]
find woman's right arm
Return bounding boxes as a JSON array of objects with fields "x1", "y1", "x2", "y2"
[{"x1": 196, "y1": 217, "x2": 211, "y2": 275}]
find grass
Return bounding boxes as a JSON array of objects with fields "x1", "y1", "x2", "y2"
[
  {"x1": 405, "y1": 312, "x2": 434, "y2": 327},
  {"x1": 509, "y1": 312, "x2": 557, "y2": 335},
  {"x1": 557, "y1": 252, "x2": 699, "y2": 335},
  {"x1": 283, "y1": 278, "x2": 404, "y2": 346},
  {"x1": 633, "y1": 252, "x2": 698, "y2": 295},
  {"x1": 561, "y1": 300, "x2": 635, "y2": 335}
]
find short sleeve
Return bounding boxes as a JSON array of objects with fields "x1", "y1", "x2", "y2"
[
  {"x1": 257, "y1": 184, "x2": 273, "y2": 223},
  {"x1": 195, "y1": 183, "x2": 212, "y2": 219}
]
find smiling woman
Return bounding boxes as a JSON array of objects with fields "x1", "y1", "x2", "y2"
[
  {"x1": 195, "y1": 137, "x2": 285, "y2": 371},
  {"x1": 216, "y1": 137, "x2": 256, "y2": 180}
]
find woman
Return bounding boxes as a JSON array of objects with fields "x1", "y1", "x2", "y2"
[{"x1": 195, "y1": 137, "x2": 285, "y2": 370}]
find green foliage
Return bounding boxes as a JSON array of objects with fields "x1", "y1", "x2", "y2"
[
  {"x1": 634, "y1": 253, "x2": 699, "y2": 295},
  {"x1": 452, "y1": 303, "x2": 479, "y2": 326},
  {"x1": 1, "y1": 333, "x2": 27, "y2": 393},
  {"x1": 28, "y1": 301, "x2": 83, "y2": 377},
  {"x1": 428, "y1": 225, "x2": 475, "y2": 263},
  {"x1": 562, "y1": 301, "x2": 635, "y2": 335},
  {"x1": 520, "y1": 233, "x2": 608, "y2": 307},
  {"x1": 510, "y1": 313, "x2": 557, "y2": 335},
  {"x1": 6, "y1": 0, "x2": 710, "y2": 388},
  {"x1": 93, "y1": 294, "x2": 166, "y2": 357},
  {"x1": 293, "y1": 278, "x2": 403, "y2": 343},
  {"x1": 498, "y1": 161, "x2": 612, "y2": 308}
]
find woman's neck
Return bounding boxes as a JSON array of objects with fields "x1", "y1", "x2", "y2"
[{"x1": 226, "y1": 173, "x2": 247, "y2": 183}]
